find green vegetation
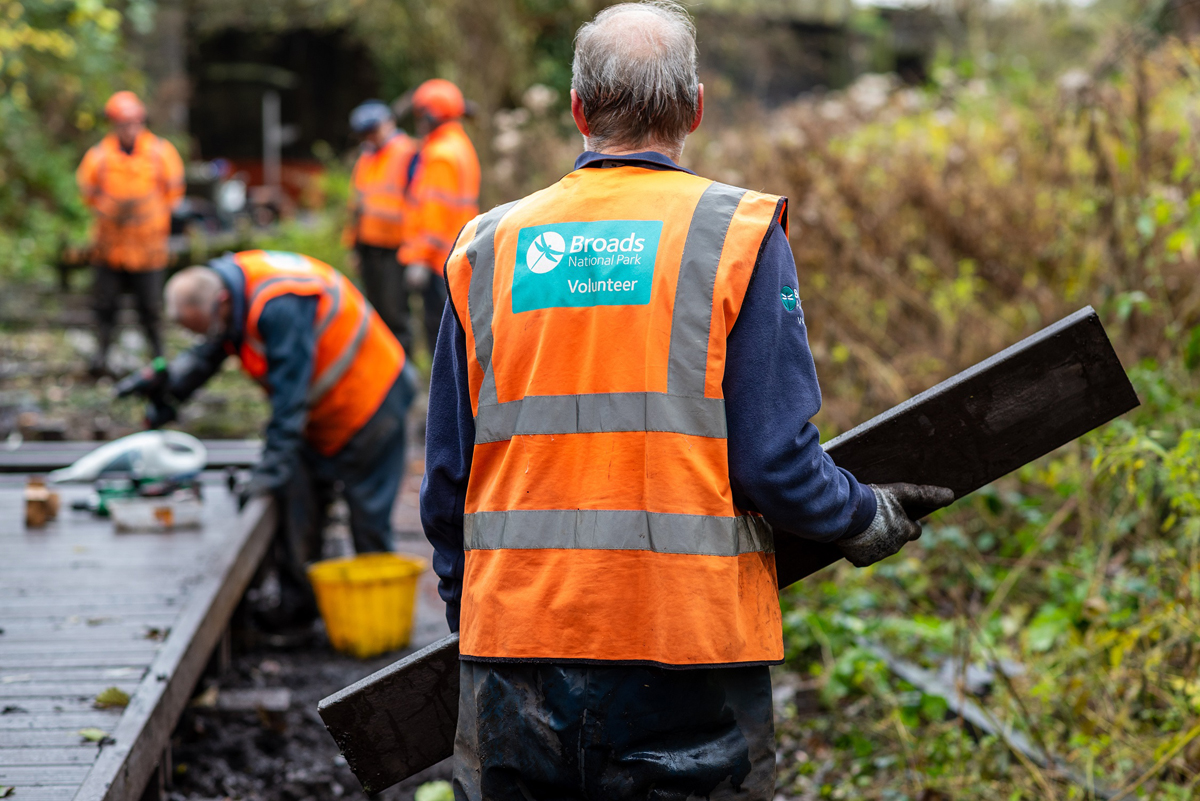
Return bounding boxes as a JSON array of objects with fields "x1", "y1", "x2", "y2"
[
  {"x1": 722, "y1": 40, "x2": 1200, "y2": 801},
  {"x1": 0, "y1": 0, "x2": 147, "y2": 281}
]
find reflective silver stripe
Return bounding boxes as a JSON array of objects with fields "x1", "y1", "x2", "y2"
[
  {"x1": 313, "y1": 278, "x2": 343, "y2": 339},
  {"x1": 465, "y1": 201, "x2": 521, "y2": 408},
  {"x1": 464, "y1": 509, "x2": 773, "y2": 556},
  {"x1": 426, "y1": 189, "x2": 479, "y2": 208},
  {"x1": 475, "y1": 392, "x2": 726, "y2": 443},
  {"x1": 307, "y1": 310, "x2": 369, "y2": 406},
  {"x1": 667, "y1": 182, "x2": 747, "y2": 397}
]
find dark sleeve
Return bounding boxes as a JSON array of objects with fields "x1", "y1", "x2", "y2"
[
  {"x1": 723, "y1": 223, "x2": 878, "y2": 542},
  {"x1": 165, "y1": 338, "x2": 228, "y2": 403},
  {"x1": 250, "y1": 294, "x2": 319, "y2": 493},
  {"x1": 419, "y1": 295, "x2": 473, "y2": 632}
]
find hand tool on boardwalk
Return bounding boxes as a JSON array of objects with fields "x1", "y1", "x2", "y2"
[{"x1": 318, "y1": 305, "x2": 1139, "y2": 794}]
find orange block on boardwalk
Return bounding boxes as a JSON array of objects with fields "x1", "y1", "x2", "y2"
[
  {"x1": 76, "y1": 92, "x2": 184, "y2": 272},
  {"x1": 398, "y1": 80, "x2": 480, "y2": 276}
]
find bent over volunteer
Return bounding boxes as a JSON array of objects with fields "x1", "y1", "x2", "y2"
[
  {"x1": 420, "y1": 2, "x2": 952, "y2": 799},
  {"x1": 77, "y1": 91, "x2": 184, "y2": 375},
  {"x1": 127, "y1": 251, "x2": 415, "y2": 628}
]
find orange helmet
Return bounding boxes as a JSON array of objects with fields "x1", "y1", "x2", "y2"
[
  {"x1": 104, "y1": 91, "x2": 146, "y2": 124},
  {"x1": 412, "y1": 79, "x2": 465, "y2": 122}
]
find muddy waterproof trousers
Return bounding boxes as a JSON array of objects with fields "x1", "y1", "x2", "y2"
[{"x1": 453, "y1": 660, "x2": 776, "y2": 801}]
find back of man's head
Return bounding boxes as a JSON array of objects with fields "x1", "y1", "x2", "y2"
[
  {"x1": 165, "y1": 266, "x2": 225, "y2": 331},
  {"x1": 572, "y1": 1, "x2": 699, "y2": 156}
]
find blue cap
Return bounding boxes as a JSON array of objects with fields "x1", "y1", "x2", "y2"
[{"x1": 350, "y1": 100, "x2": 392, "y2": 134}]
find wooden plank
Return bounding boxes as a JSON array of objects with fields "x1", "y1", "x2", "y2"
[
  {"x1": 0, "y1": 713, "x2": 124, "y2": 732},
  {"x1": 0, "y1": 785, "x2": 79, "y2": 801},
  {"x1": 0, "y1": 682, "x2": 141, "y2": 699},
  {"x1": 0, "y1": 653, "x2": 158, "y2": 670},
  {"x1": 2, "y1": 604, "x2": 182, "y2": 619},
  {"x1": 0, "y1": 699, "x2": 115, "y2": 715},
  {"x1": 0, "y1": 667, "x2": 147, "y2": 683},
  {"x1": 0, "y1": 639, "x2": 163, "y2": 654},
  {"x1": 73, "y1": 496, "x2": 277, "y2": 801},
  {"x1": 0, "y1": 746, "x2": 100, "y2": 766},
  {"x1": 0, "y1": 765, "x2": 91, "y2": 784},
  {"x1": 318, "y1": 306, "x2": 1139, "y2": 793},
  {"x1": 0, "y1": 729, "x2": 111, "y2": 747},
  {"x1": 774, "y1": 305, "x2": 1139, "y2": 586},
  {"x1": 0, "y1": 440, "x2": 261, "y2": 473},
  {"x1": 319, "y1": 634, "x2": 461, "y2": 795},
  {"x1": 0, "y1": 617, "x2": 177, "y2": 633}
]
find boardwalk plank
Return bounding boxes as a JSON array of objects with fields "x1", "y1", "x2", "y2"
[{"x1": 0, "y1": 746, "x2": 100, "y2": 765}]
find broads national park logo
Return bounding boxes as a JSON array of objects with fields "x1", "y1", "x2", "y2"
[{"x1": 513, "y1": 220, "x2": 663, "y2": 313}]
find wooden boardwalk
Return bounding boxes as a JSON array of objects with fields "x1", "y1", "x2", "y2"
[{"x1": 0, "y1": 474, "x2": 275, "y2": 800}]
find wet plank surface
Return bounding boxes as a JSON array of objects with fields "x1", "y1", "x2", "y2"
[{"x1": 0, "y1": 472, "x2": 275, "y2": 800}]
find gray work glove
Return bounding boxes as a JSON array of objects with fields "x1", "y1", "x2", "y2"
[{"x1": 837, "y1": 483, "x2": 955, "y2": 568}]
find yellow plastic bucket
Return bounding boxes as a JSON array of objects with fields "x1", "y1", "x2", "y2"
[{"x1": 307, "y1": 552, "x2": 427, "y2": 659}]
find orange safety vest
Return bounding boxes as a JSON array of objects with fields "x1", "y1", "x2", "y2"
[
  {"x1": 348, "y1": 133, "x2": 417, "y2": 249},
  {"x1": 230, "y1": 250, "x2": 405, "y2": 456},
  {"x1": 76, "y1": 130, "x2": 185, "y2": 271},
  {"x1": 398, "y1": 121, "x2": 480, "y2": 275},
  {"x1": 444, "y1": 165, "x2": 788, "y2": 667}
]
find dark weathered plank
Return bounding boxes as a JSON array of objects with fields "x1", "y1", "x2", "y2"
[
  {"x1": 318, "y1": 634, "x2": 461, "y2": 795},
  {"x1": 774, "y1": 305, "x2": 1138, "y2": 586},
  {"x1": 319, "y1": 306, "x2": 1138, "y2": 794}
]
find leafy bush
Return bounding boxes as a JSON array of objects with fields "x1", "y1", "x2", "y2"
[{"x1": 0, "y1": 0, "x2": 141, "y2": 281}]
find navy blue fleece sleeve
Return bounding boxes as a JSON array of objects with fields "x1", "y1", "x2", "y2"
[
  {"x1": 724, "y1": 223, "x2": 877, "y2": 542},
  {"x1": 251, "y1": 294, "x2": 318, "y2": 493},
  {"x1": 420, "y1": 298, "x2": 473, "y2": 632}
]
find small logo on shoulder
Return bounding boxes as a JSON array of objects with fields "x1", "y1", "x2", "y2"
[
  {"x1": 526, "y1": 231, "x2": 566, "y2": 274},
  {"x1": 781, "y1": 286, "x2": 798, "y2": 312}
]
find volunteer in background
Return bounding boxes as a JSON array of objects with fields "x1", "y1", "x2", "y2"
[
  {"x1": 420, "y1": 3, "x2": 953, "y2": 798},
  {"x1": 344, "y1": 100, "x2": 418, "y2": 350},
  {"x1": 77, "y1": 91, "x2": 184, "y2": 376},
  {"x1": 398, "y1": 79, "x2": 480, "y2": 357}
]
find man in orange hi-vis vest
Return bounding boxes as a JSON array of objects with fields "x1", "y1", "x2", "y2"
[
  {"x1": 420, "y1": 3, "x2": 952, "y2": 798},
  {"x1": 344, "y1": 100, "x2": 418, "y2": 349},
  {"x1": 119, "y1": 251, "x2": 416, "y2": 630},
  {"x1": 77, "y1": 91, "x2": 184, "y2": 376},
  {"x1": 397, "y1": 79, "x2": 480, "y2": 357}
]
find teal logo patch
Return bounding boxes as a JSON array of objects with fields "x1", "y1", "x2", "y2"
[
  {"x1": 513, "y1": 220, "x2": 662, "y2": 313},
  {"x1": 781, "y1": 285, "x2": 798, "y2": 312}
]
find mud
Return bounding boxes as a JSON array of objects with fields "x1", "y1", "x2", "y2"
[
  {"x1": 169, "y1": 471, "x2": 452, "y2": 801},
  {"x1": 168, "y1": 638, "x2": 453, "y2": 801}
]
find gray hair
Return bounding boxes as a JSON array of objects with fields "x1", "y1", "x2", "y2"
[
  {"x1": 572, "y1": 1, "x2": 699, "y2": 154},
  {"x1": 165, "y1": 266, "x2": 224, "y2": 322}
]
